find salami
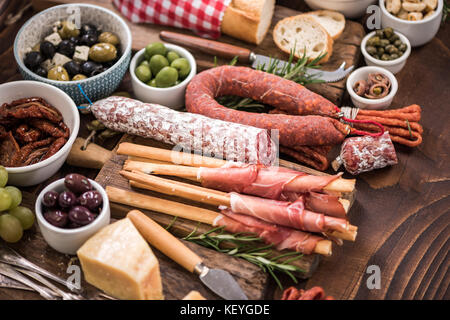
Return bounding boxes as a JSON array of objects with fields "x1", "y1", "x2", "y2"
[
  {"x1": 185, "y1": 66, "x2": 350, "y2": 148},
  {"x1": 91, "y1": 96, "x2": 277, "y2": 165},
  {"x1": 335, "y1": 131, "x2": 398, "y2": 175}
]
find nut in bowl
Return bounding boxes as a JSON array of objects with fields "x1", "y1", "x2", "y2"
[
  {"x1": 346, "y1": 66, "x2": 398, "y2": 109},
  {"x1": 130, "y1": 43, "x2": 197, "y2": 109},
  {"x1": 35, "y1": 174, "x2": 110, "y2": 255},
  {"x1": 361, "y1": 29, "x2": 411, "y2": 74}
]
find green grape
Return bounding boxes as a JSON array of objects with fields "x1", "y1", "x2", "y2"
[
  {"x1": 0, "y1": 188, "x2": 12, "y2": 211},
  {"x1": 0, "y1": 214, "x2": 23, "y2": 243},
  {"x1": 0, "y1": 166, "x2": 7, "y2": 188},
  {"x1": 5, "y1": 186, "x2": 22, "y2": 209},
  {"x1": 9, "y1": 206, "x2": 34, "y2": 230}
]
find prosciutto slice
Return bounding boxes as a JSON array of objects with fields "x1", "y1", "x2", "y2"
[
  {"x1": 214, "y1": 210, "x2": 323, "y2": 255},
  {"x1": 199, "y1": 165, "x2": 345, "y2": 217},
  {"x1": 227, "y1": 193, "x2": 349, "y2": 233}
]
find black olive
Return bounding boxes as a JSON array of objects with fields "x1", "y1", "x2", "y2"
[
  {"x1": 58, "y1": 40, "x2": 75, "y2": 57},
  {"x1": 63, "y1": 60, "x2": 81, "y2": 77},
  {"x1": 91, "y1": 67, "x2": 107, "y2": 77},
  {"x1": 103, "y1": 58, "x2": 118, "y2": 68},
  {"x1": 68, "y1": 36, "x2": 81, "y2": 45},
  {"x1": 34, "y1": 66, "x2": 47, "y2": 78},
  {"x1": 24, "y1": 51, "x2": 43, "y2": 69},
  {"x1": 81, "y1": 61, "x2": 102, "y2": 76},
  {"x1": 80, "y1": 24, "x2": 97, "y2": 36},
  {"x1": 40, "y1": 41, "x2": 56, "y2": 59},
  {"x1": 80, "y1": 33, "x2": 98, "y2": 47}
]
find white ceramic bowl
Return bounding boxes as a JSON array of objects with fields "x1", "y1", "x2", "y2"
[
  {"x1": 361, "y1": 30, "x2": 411, "y2": 74},
  {"x1": 379, "y1": 0, "x2": 443, "y2": 47},
  {"x1": 35, "y1": 178, "x2": 110, "y2": 255},
  {"x1": 0, "y1": 81, "x2": 80, "y2": 186},
  {"x1": 346, "y1": 66, "x2": 398, "y2": 109},
  {"x1": 129, "y1": 44, "x2": 197, "y2": 109},
  {"x1": 304, "y1": 0, "x2": 377, "y2": 18}
]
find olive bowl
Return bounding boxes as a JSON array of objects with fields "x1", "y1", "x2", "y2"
[
  {"x1": 129, "y1": 44, "x2": 197, "y2": 109},
  {"x1": 361, "y1": 30, "x2": 411, "y2": 74},
  {"x1": 13, "y1": 3, "x2": 132, "y2": 105},
  {"x1": 35, "y1": 178, "x2": 110, "y2": 255}
]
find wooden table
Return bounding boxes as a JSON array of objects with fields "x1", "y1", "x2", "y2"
[{"x1": 0, "y1": 0, "x2": 449, "y2": 300}]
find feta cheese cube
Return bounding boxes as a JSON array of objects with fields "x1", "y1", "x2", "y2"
[
  {"x1": 52, "y1": 53, "x2": 71, "y2": 67},
  {"x1": 44, "y1": 32, "x2": 62, "y2": 46},
  {"x1": 73, "y1": 46, "x2": 90, "y2": 62},
  {"x1": 41, "y1": 59, "x2": 55, "y2": 72}
]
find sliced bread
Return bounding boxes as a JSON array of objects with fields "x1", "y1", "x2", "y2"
[
  {"x1": 307, "y1": 10, "x2": 346, "y2": 40},
  {"x1": 273, "y1": 14, "x2": 333, "y2": 64}
]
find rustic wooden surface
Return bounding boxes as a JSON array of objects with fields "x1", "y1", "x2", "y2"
[{"x1": 0, "y1": 0, "x2": 449, "y2": 300}]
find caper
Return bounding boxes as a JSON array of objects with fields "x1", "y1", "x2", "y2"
[
  {"x1": 398, "y1": 43, "x2": 407, "y2": 52},
  {"x1": 394, "y1": 40, "x2": 403, "y2": 47},
  {"x1": 386, "y1": 45, "x2": 398, "y2": 54},
  {"x1": 377, "y1": 47, "x2": 385, "y2": 55},
  {"x1": 383, "y1": 27, "x2": 394, "y2": 39},
  {"x1": 389, "y1": 34, "x2": 400, "y2": 43},
  {"x1": 58, "y1": 20, "x2": 80, "y2": 39},
  {"x1": 380, "y1": 39, "x2": 390, "y2": 47},
  {"x1": 375, "y1": 30, "x2": 384, "y2": 37},
  {"x1": 390, "y1": 53, "x2": 399, "y2": 60},
  {"x1": 72, "y1": 74, "x2": 87, "y2": 81},
  {"x1": 372, "y1": 54, "x2": 380, "y2": 60},
  {"x1": 367, "y1": 36, "x2": 381, "y2": 46},
  {"x1": 98, "y1": 32, "x2": 120, "y2": 46},
  {"x1": 48, "y1": 66, "x2": 70, "y2": 81},
  {"x1": 89, "y1": 43, "x2": 117, "y2": 62},
  {"x1": 372, "y1": 87, "x2": 382, "y2": 95},
  {"x1": 366, "y1": 46, "x2": 377, "y2": 55},
  {"x1": 381, "y1": 54, "x2": 390, "y2": 61}
]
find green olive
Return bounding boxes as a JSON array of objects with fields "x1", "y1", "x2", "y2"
[
  {"x1": 89, "y1": 43, "x2": 117, "y2": 62},
  {"x1": 377, "y1": 47, "x2": 385, "y2": 55},
  {"x1": 48, "y1": 66, "x2": 70, "y2": 81},
  {"x1": 72, "y1": 74, "x2": 87, "y2": 81},
  {"x1": 58, "y1": 20, "x2": 80, "y2": 39},
  {"x1": 170, "y1": 57, "x2": 191, "y2": 79},
  {"x1": 155, "y1": 66, "x2": 178, "y2": 88},
  {"x1": 390, "y1": 53, "x2": 399, "y2": 60},
  {"x1": 166, "y1": 51, "x2": 180, "y2": 64},
  {"x1": 383, "y1": 27, "x2": 394, "y2": 39},
  {"x1": 398, "y1": 43, "x2": 407, "y2": 52},
  {"x1": 366, "y1": 45, "x2": 377, "y2": 55},
  {"x1": 145, "y1": 42, "x2": 167, "y2": 60},
  {"x1": 149, "y1": 54, "x2": 169, "y2": 76},
  {"x1": 381, "y1": 54, "x2": 390, "y2": 61},
  {"x1": 140, "y1": 60, "x2": 150, "y2": 68},
  {"x1": 98, "y1": 32, "x2": 120, "y2": 46},
  {"x1": 135, "y1": 65, "x2": 152, "y2": 83},
  {"x1": 379, "y1": 39, "x2": 390, "y2": 47},
  {"x1": 147, "y1": 79, "x2": 157, "y2": 87},
  {"x1": 375, "y1": 30, "x2": 384, "y2": 37},
  {"x1": 367, "y1": 36, "x2": 381, "y2": 46}
]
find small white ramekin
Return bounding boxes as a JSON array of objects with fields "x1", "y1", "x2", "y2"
[
  {"x1": 361, "y1": 30, "x2": 411, "y2": 74},
  {"x1": 346, "y1": 66, "x2": 398, "y2": 110},
  {"x1": 35, "y1": 178, "x2": 110, "y2": 255},
  {"x1": 129, "y1": 44, "x2": 197, "y2": 109}
]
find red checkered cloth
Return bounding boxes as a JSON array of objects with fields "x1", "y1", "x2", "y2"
[{"x1": 113, "y1": 0, "x2": 231, "y2": 39}]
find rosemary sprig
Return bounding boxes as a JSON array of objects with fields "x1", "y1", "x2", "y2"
[
  {"x1": 216, "y1": 48, "x2": 326, "y2": 112},
  {"x1": 179, "y1": 223, "x2": 305, "y2": 289}
]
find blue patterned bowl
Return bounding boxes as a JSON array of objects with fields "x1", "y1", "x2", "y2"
[{"x1": 14, "y1": 4, "x2": 132, "y2": 105}]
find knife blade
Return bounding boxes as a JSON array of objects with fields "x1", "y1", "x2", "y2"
[
  {"x1": 127, "y1": 210, "x2": 248, "y2": 300},
  {"x1": 159, "y1": 31, "x2": 353, "y2": 83}
]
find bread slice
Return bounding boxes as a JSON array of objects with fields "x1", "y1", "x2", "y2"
[
  {"x1": 273, "y1": 14, "x2": 333, "y2": 64},
  {"x1": 221, "y1": 0, "x2": 275, "y2": 44},
  {"x1": 307, "y1": 10, "x2": 346, "y2": 40}
]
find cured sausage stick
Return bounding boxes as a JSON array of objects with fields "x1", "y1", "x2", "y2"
[
  {"x1": 106, "y1": 186, "x2": 332, "y2": 256},
  {"x1": 119, "y1": 170, "x2": 357, "y2": 241},
  {"x1": 123, "y1": 160, "x2": 355, "y2": 195}
]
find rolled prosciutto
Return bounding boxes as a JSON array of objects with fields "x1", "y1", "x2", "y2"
[
  {"x1": 214, "y1": 209, "x2": 323, "y2": 255},
  {"x1": 225, "y1": 193, "x2": 349, "y2": 234}
]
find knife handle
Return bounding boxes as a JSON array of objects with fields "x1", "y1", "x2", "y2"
[
  {"x1": 127, "y1": 210, "x2": 203, "y2": 273},
  {"x1": 160, "y1": 31, "x2": 252, "y2": 63}
]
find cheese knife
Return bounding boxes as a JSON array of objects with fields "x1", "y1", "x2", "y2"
[
  {"x1": 159, "y1": 31, "x2": 353, "y2": 83},
  {"x1": 127, "y1": 210, "x2": 248, "y2": 300}
]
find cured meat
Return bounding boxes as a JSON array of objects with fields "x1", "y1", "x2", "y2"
[
  {"x1": 215, "y1": 210, "x2": 323, "y2": 255},
  {"x1": 281, "y1": 286, "x2": 334, "y2": 300},
  {"x1": 185, "y1": 66, "x2": 350, "y2": 148},
  {"x1": 91, "y1": 96, "x2": 277, "y2": 165},
  {"x1": 336, "y1": 131, "x2": 398, "y2": 175},
  {"x1": 226, "y1": 193, "x2": 349, "y2": 233}
]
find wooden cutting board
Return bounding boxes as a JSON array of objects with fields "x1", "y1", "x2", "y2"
[{"x1": 31, "y1": 0, "x2": 365, "y2": 105}]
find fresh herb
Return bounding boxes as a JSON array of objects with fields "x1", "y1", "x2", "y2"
[
  {"x1": 178, "y1": 223, "x2": 305, "y2": 289},
  {"x1": 406, "y1": 119, "x2": 413, "y2": 140},
  {"x1": 443, "y1": 0, "x2": 449, "y2": 23},
  {"x1": 216, "y1": 48, "x2": 325, "y2": 112}
]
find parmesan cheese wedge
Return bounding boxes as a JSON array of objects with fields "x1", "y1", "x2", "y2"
[{"x1": 77, "y1": 218, "x2": 164, "y2": 300}]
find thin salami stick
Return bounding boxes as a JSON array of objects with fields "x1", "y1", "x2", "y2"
[
  {"x1": 105, "y1": 186, "x2": 333, "y2": 256},
  {"x1": 280, "y1": 146, "x2": 329, "y2": 171},
  {"x1": 355, "y1": 115, "x2": 423, "y2": 133},
  {"x1": 354, "y1": 122, "x2": 422, "y2": 140}
]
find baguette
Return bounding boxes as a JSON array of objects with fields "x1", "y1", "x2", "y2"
[
  {"x1": 221, "y1": 0, "x2": 275, "y2": 44},
  {"x1": 273, "y1": 14, "x2": 333, "y2": 64},
  {"x1": 307, "y1": 10, "x2": 346, "y2": 40}
]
